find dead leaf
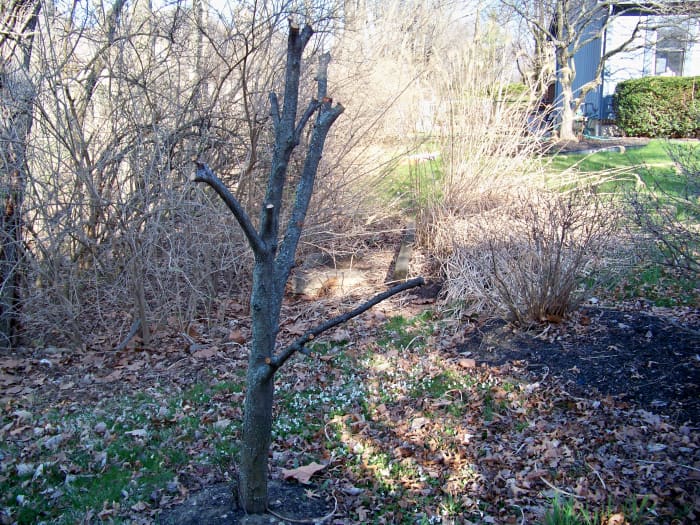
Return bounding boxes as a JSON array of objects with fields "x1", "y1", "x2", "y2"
[
  {"x1": 410, "y1": 417, "x2": 428, "y2": 430},
  {"x1": 281, "y1": 462, "x2": 326, "y2": 484},
  {"x1": 126, "y1": 361, "x2": 144, "y2": 371},
  {"x1": 13, "y1": 410, "x2": 32, "y2": 421},
  {"x1": 213, "y1": 419, "x2": 231, "y2": 430},
  {"x1": 330, "y1": 329, "x2": 351, "y2": 343},
  {"x1": 458, "y1": 358, "x2": 476, "y2": 369},
  {"x1": 227, "y1": 330, "x2": 246, "y2": 344},
  {"x1": 95, "y1": 370, "x2": 122, "y2": 383},
  {"x1": 284, "y1": 321, "x2": 307, "y2": 336},
  {"x1": 607, "y1": 513, "x2": 626, "y2": 525},
  {"x1": 193, "y1": 347, "x2": 217, "y2": 359},
  {"x1": 16, "y1": 463, "x2": 34, "y2": 476},
  {"x1": 187, "y1": 324, "x2": 201, "y2": 338},
  {"x1": 0, "y1": 358, "x2": 22, "y2": 369},
  {"x1": 125, "y1": 428, "x2": 148, "y2": 438},
  {"x1": 43, "y1": 434, "x2": 64, "y2": 451}
]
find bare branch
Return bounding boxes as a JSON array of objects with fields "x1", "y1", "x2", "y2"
[
  {"x1": 190, "y1": 161, "x2": 265, "y2": 255},
  {"x1": 268, "y1": 277, "x2": 425, "y2": 375},
  {"x1": 316, "y1": 52, "x2": 331, "y2": 100},
  {"x1": 293, "y1": 98, "x2": 321, "y2": 144},
  {"x1": 276, "y1": 98, "x2": 344, "y2": 281},
  {"x1": 269, "y1": 92, "x2": 280, "y2": 128}
]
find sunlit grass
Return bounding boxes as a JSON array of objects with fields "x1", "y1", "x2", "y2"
[{"x1": 549, "y1": 140, "x2": 674, "y2": 173}]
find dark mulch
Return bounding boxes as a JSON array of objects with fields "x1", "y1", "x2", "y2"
[
  {"x1": 457, "y1": 305, "x2": 700, "y2": 426},
  {"x1": 156, "y1": 480, "x2": 335, "y2": 525}
]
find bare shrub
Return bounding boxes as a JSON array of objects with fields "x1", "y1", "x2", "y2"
[
  {"x1": 442, "y1": 189, "x2": 619, "y2": 325},
  {"x1": 412, "y1": 29, "x2": 549, "y2": 259},
  {"x1": 14, "y1": 3, "x2": 273, "y2": 346},
  {"x1": 21, "y1": 166, "x2": 252, "y2": 347}
]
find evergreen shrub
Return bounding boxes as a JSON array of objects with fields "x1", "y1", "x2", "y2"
[{"x1": 613, "y1": 76, "x2": 700, "y2": 138}]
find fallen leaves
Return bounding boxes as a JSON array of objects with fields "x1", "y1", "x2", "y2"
[
  {"x1": 1, "y1": 297, "x2": 698, "y2": 524},
  {"x1": 282, "y1": 462, "x2": 326, "y2": 484}
]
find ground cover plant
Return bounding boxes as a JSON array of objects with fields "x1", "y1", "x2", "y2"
[{"x1": 1, "y1": 301, "x2": 697, "y2": 524}]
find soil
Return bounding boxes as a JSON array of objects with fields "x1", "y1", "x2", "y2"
[
  {"x1": 157, "y1": 480, "x2": 335, "y2": 525},
  {"x1": 457, "y1": 305, "x2": 700, "y2": 426}
]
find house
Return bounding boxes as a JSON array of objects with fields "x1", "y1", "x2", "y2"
[{"x1": 556, "y1": 1, "x2": 700, "y2": 122}]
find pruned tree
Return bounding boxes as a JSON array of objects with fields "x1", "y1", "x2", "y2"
[{"x1": 191, "y1": 21, "x2": 423, "y2": 513}]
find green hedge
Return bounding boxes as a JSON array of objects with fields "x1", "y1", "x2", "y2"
[{"x1": 613, "y1": 76, "x2": 700, "y2": 138}]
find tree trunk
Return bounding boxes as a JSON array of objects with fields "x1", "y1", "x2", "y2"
[
  {"x1": 238, "y1": 256, "x2": 279, "y2": 512},
  {"x1": 0, "y1": 170, "x2": 23, "y2": 348},
  {"x1": 0, "y1": 0, "x2": 40, "y2": 349},
  {"x1": 559, "y1": 80, "x2": 577, "y2": 141},
  {"x1": 556, "y1": 44, "x2": 577, "y2": 142}
]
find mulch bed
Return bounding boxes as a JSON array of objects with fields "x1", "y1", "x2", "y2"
[{"x1": 458, "y1": 305, "x2": 700, "y2": 426}]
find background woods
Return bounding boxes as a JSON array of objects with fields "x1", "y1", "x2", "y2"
[{"x1": 0, "y1": 0, "x2": 530, "y2": 350}]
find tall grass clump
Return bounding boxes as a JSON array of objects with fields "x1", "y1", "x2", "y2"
[
  {"x1": 411, "y1": 28, "x2": 621, "y2": 324},
  {"x1": 442, "y1": 189, "x2": 619, "y2": 325},
  {"x1": 414, "y1": 49, "x2": 546, "y2": 258}
]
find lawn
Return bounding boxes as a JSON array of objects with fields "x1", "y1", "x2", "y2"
[
  {"x1": 546, "y1": 140, "x2": 698, "y2": 199},
  {"x1": 548, "y1": 140, "x2": 676, "y2": 174}
]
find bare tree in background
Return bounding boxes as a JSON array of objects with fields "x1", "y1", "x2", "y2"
[
  {"x1": 0, "y1": 0, "x2": 41, "y2": 349},
  {"x1": 503, "y1": 0, "x2": 697, "y2": 141}
]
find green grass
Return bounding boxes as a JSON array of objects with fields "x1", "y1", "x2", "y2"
[
  {"x1": 0, "y1": 381, "x2": 243, "y2": 524},
  {"x1": 377, "y1": 311, "x2": 435, "y2": 350},
  {"x1": 540, "y1": 496, "x2": 656, "y2": 525},
  {"x1": 546, "y1": 140, "x2": 690, "y2": 197},
  {"x1": 548, "y1": 140, "x2": 674, "y2": 174},
  {"x1": 378, "y1": 154, "x2": 444, "y2": 212}
]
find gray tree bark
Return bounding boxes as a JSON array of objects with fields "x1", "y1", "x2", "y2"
[
  {"x1": 0, "y1": 0, "x2": 41, "y2": 349},
  {"x1": 191, "y1": 21, "x2": 423, "y2": 514}
]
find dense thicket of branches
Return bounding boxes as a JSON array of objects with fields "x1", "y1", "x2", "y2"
[
  {"x1": 2, "y1": 1, "x2": 350, "y2": 347},
  {"x1": 1, "y1": 0, "x2": 527, "y2": 349}
]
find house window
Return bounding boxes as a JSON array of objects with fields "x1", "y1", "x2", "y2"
[{"x1": 655, "y1": 26, "x2": 687, "y2": 76}]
